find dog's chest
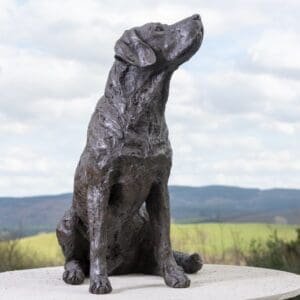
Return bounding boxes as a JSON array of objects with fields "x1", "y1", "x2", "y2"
[
  {"x1": 121, "y1": 135, "x2": 171, "y2": 158},
  {"x1": 121, "y1": 117, "x2": 171, "y2": 158},
  {"x1": 119, "y1": 109, "x2": 169, "y2": 158},
  {"x1": 107, "y1": 154, "x2": 171, "y2": 216}
]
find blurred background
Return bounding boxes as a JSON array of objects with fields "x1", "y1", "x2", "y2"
[{"x1": 0, "y1": 0, "x2": 299, "y2": 275}]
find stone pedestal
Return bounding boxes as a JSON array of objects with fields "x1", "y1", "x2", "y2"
[{"x1": 0, "y1": 264, "x2": 299, "y2": 299}]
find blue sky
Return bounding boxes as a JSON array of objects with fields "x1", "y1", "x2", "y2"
[{"x1": 0, "y1": 0, "x2": 300, "y2": 196}]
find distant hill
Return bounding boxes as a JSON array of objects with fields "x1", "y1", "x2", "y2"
[
  {"x1": 168, "y1": 186, "x2": 300, "y2": 224},
  {"x1": 0, "y1": 185, "x2": 299, "y2": 236}
]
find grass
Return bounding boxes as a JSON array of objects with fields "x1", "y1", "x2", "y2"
[
  {"x1": 171, "y1": 223, "x2": 297, "y2": 264},
  {"x1": 171, "y1": 223, "x2": 297, "y2": 254},
  {"x1": 14, "y1": 223, "x2": 297, "y2": 267},
  {"x1": 18, "y1": 232, "x2": 63, "y2": 266}
]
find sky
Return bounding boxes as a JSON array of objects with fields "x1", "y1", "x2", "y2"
[{"x1": 0, "y1": 0, "x2": 300, "y2": 196}]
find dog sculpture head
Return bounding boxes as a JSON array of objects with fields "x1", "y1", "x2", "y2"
[{"x1": 114, "y1": 14, "x2": 203, "y2": 69}]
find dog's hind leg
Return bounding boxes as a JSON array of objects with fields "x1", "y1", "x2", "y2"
[
  {"x1": 56, "y1": 208, "x2": 89, "y2": 285},
  {"x1": 173, "y1": 251, "x2": 203, "y2": 274}
]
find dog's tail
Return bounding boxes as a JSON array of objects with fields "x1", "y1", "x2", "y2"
[{"x1": 173, "y1": 251, "x2": 203, "y2": 274}]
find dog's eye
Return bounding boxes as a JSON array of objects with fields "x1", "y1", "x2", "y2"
[{"x1": 154, "y1": 25, "x2": 164, "y2": 32}]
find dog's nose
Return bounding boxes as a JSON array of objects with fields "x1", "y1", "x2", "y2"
[{"x1": 191, "y1": 14, "x2": 200, "y2": 21}]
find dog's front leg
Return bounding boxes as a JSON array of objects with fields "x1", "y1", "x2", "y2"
[
  {"x1": 87, "y1": 184, "x2": 112, "y2": 294},
  {"x1": 147, "y1": 182, "x2": 190, "y2": 288}
]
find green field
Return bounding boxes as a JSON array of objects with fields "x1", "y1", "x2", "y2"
[
  {"x1": 14, "y1": 223, "x2": 297, "y2": 267},
  {"x1": 18, "y1": 232, "x2": 63, "y2": 266},
  {"x1": 171, "y1": 223, "x2": 297, "y2": 263}
]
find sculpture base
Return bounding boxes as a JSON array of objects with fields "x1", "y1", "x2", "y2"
[{"x1": 0, "y1": 264, "x2": 299, "y2": 300}]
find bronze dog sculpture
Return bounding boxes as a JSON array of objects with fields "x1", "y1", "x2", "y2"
[{"x1": 56, "y1": 14, "x2": 204, "y2": 294}]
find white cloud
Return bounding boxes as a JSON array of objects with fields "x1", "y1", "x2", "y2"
[
  {"x1": 0, "y1": 114, "x2": 32, "y2": 134},
  {"x1": 0, "y1": 0, "x2": 300, "y2": 195},
  {"x1": 250, "y1": 30, "x2": 300, "y2": 70},
  {"x1": 0, "y1": 45, "x2": 104, "y2": 102}
]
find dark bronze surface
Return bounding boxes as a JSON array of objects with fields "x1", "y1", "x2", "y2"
[{"x1": 56, "y1": 14, "x2": 204, "y2": 294}]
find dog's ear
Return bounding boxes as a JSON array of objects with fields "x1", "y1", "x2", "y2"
[{"x1": 114, "y1": 29, "x2": 156, "y2": 67}]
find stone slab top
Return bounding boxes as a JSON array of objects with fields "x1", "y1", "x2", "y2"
[{"x1": 0, "y1": 264, "x2": 299, "y2": 300}]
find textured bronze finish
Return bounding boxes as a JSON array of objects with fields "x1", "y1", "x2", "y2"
[{"x1": 56, "y1": 14, "x2": 204, "y2": 294}]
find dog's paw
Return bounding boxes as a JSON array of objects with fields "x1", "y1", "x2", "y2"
[
  {"x1": 164, "y1": 263, "x2": 190, "y2": 288},
  {"x1": 89, "y1": 275, "x2": 112, "y2": 294},
  {"x1": 63, "y1": 267, "x2": 85, "y2": 285},
  {"x1": 184, "y1": 253, "x2": 203, "y2": 274}
]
